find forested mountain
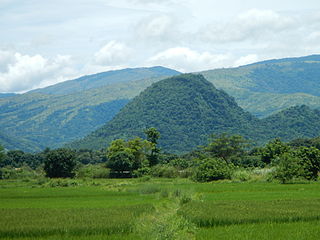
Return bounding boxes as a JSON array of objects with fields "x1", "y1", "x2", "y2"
[
  {"x1": 31, "y1": 66, "x2": 180, "y2": 95},
  {"x1": 0, "y1": 131, "x2": 38, "y2": 152},
  {"x1": 70, "y1": 74, "x2": 320, "y2": 153},
  {"x1": 0, "y1": 93, "x2": 16, "y2": 98},
  {"x1": 0, "y1": 67, "x2": 180, "y2": 151},
  {"x1": 261, "y1": 105, "x2": 320, "y2": 141},
  {"x1": 69, "y1": 74, "x2": 260, "y2": 152},
  {"x1": 201, "y1": 54, "x2": 320, "y2": 117},
  {"x1": 2, "y1": 55, "x2": 320, "y2": 152}
]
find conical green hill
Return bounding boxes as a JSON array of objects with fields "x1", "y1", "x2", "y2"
[{"x1": 71, "y1": 74, "x2": 258, "y2": 153}]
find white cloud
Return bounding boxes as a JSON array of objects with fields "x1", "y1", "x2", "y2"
[
  {"x1": 148, "y1": 47, "x2": 233, "y2": 72},
  {"x1": 202, "y1": 9, "x2": 295, "y2": 43},
  {"x1": 93, "y1": 41, "x2": 133, "y2": 66},
  {"x1": 0, "y1": 51, "x2": 76, "y2": 93},
  {"x1": 136, "y1": 15, "x2": 174, "y2": 40}
]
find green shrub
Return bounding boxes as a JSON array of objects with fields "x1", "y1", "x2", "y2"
[
  {"x1": 44, "y1": 149, "x2": 77, "y2": 178},
  {"x1": 232, "y1": 169, "x2": 251, "y2": 182},
  {"x1": 273, "y1": 147, "x2": 320, "y2": 183},
  {"x1": 76, "y1": 164, "x2": 110, "y2": 179},
  {"x1": 150, "y1": 164, "x2": 178, "y2": 178},
  {"x1": 192, "y1": 158, "x2": 233, "y2": 182},
  {"x1": 132, "y1": 167, "x2": 151, "y2": 178},
  {"x1": 273, "y1": 153, "x2": 304, "y2": 183},
  {"x1": 0, "y1": 166, "x2": 38, "y2": 179}
]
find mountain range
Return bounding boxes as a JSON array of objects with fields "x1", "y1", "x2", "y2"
[
  {"x1": 70, "y1": 74, "x2": 320, "y2": 153},
  {"x1": 1, "y1": 55, "x2": 320, "y2": 152},
  {"x1": 0, "y1": 67, "x2": 180, "y2": 151}
]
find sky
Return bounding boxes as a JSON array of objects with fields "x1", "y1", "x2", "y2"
[{"x1": 1, "y1": 0, "x2": 320, "y2": 93}]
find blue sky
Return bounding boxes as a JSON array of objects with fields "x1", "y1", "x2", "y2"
[{"x1": 1, "y1": 0, "x2": 320, "y2": 92}]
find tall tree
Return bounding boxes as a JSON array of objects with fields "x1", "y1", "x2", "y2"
[
  {"x1": 44, "y1": 149, "x2": 77, "y2": 178},
  {"x1": 144, "y1": 127, "x2": 160, "y2": 166},
  {"x1": 106, "y1": 138, "x2": 152, "y2": 176},
  {"x1": 204, "y1": 133, "x2": 248, "y2": 163}
]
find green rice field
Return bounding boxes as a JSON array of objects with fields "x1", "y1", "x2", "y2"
[{"x1": 0, "y1": 178, "x2": 320, "y2": 239}]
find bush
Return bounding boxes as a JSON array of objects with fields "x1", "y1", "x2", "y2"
[
  {"x1": 273, "y1": 153, "x2": 304, "y2": 183},
  {"x1": 150, "y1": 164, "x2": 178, "y2": 178},
  {"x1": 273, "y1": 147, "x2": 320, "y2": 183},
  {"x1": 133, "y1": 167, "x2": 151, "y2": 178},
  {"x1": 192, "y1": 158, "x2": 233, "y2": 182},
  {"x1": 232, "y1": 169, "x2": 251, "y2": 182},
  {"x1": 0, "y1": 166, "x2": 38, "y2": 179},
  {"x1": 44, "y1": 149, "x2": 77, "y2": 178},
  {"x1": 76, "y1": 164, "x2": 110, "y2": 178}
]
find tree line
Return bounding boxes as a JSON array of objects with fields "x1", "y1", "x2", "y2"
[{"x1": 1, "y1": 129, "x2": 320, "y2": 183}]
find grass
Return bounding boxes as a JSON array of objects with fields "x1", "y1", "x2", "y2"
[
  {"x1": 0, "y1": 205, "x2": 154, "y2": 238},
  {"x1": 196, "y1": 221, "x2": 320, "y2": 240},
  {"x1": 179, "y1": 199, "x2": 320, "y2": 227},
  {"x1": 0, "y1": 178, "x2": 320, "y2": 239}
]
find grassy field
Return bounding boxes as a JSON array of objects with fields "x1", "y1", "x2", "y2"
[{"x1": 0, "y1": 178, "x2": 320, "y2": 239}]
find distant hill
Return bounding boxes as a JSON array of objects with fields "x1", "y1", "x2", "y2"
[
  {"x1": 261, "y1": 105, "x2": 320, "y2": 141},
  {"x1": 0, "y1": 131, "x2": 39, "y2": 152},
  {"x1": 69, "y1": 74, "x2": 260, "y2": 153},
  {"x1": 0, "y1": 93, "x2": 16, "y2": 98},
  {"x1": 30, "y1": 66, "x2": 180, "y2": 95},
  {"x1": 0, "y1": 67, "x2": 180, "y2": 151},
  {"x1": 201, "y1": 54, "x2": 320, "y2": 117},
  {"x1": 70, "y1": 74, "x2": 320, "y2": 153},
  {"x1": 3, "y1": 55, "x2": 320, "y2": 152}
]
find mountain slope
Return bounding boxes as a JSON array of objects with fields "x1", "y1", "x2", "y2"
[
  {"x1": 261, "y1": 105, "x2": 320, "y2": 141},
  {"x1": 201, "y1": 54, "x2": 320, "y2": 117},
  {"x1": 0, "y1": 93, "x2": 16, "y2": 98},
  {"x1": 70, "y1": 74, "x2": 260, "y2": 153},
  {"x1": 31, "y1": 66, "x2": 180, "y2": 95},
  {"x1": 0, "y1": 67, "x2": 179, "y2": 151},
  {"x1": 71, "y1": 74, "x2": 320, "y2": 153},
  {"x1": 0, "y1": 131, "x2": 39, "y2": 152}
]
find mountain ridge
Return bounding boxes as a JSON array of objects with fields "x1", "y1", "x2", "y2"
[{"x1": 70, "y1": 74, "x2": 320, "y2": 153}]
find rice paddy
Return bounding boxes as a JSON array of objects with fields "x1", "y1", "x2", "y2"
[{"x1": 0, "y1": 178, "x2": 320, "y2": 239}]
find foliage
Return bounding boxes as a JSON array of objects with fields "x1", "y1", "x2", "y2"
[
  {"x1": 144, "y1": 127, "x2": 161, "y2": 166},
  {"x1": 106, "y1": 138, "x2": 152, "y2": 177},
  {"x1": 1, "y1": 149, "x2": 46, "y2": 169},
  {"x1": 273, "y1": 152, "x2": 305, "y2": 183},
  {"x1": 293, "y1": 147, "x2": 320, "y2": 180},
  {"x1": 202, "y1": 55, "x2": 320, "y2": 117},
  {"x1": 72, "y1": 74, "x2": 320, "y2": 154},
  {"x1": 44, "y1": 148, "x2": 77, "y2": 178},
  {"x1": 204, "y1": 133, "x2": 249, "y2": 164},
  {"x1": 75, "y1": 164, "x2": 110, "y2": 178},
  {"x1": 259, "y1": 138, "x2": 290, "y2": 164},
  {"x1": 73, "y1": 74, "x2": 260, "y2": 153},
  {"x1": 0, "y1": 165, "x2": 39, "y2": 180},
  {"x1": 150, "y1": 164, "x2": 179, "y2": 178},
  {"x1": 192, "y1": 158, "x2": 233, "y2": 182},
  {"x1": 0, "y1": 144, "x2": 5, "y2": 166},
  {"x1": 75, "y1": 149, "x2": 107, "y2": 165},
  {"x1": 273, "y1": 147, "x2": 320, "y2": 182}
]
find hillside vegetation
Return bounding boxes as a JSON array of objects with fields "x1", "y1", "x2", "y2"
[
  {"x1": 31, "y1": 66, "x2": 180, "y2": 95},
  {"x1": 71, "y1": 74, "x2": 320, "y2": 153},
  {"x1": 201, "y1": 55, "x2": 320, "y2": 117},
  {"x1": 2, "y1": 55, "x2": 320, "y2": 151},
  {"x1": 0, "y1": 67, "x2": 179, "y2": 151}
]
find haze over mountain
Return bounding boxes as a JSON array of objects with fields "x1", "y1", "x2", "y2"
[{"x1": 70, "y1": 74, "x2": 320, "y2": 153}]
